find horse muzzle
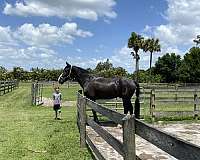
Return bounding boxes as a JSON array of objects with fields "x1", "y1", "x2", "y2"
[{"x1": 58, "y1": 74, "x2": 64, "y2": 84}]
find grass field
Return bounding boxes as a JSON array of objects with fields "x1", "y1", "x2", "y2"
[
  {"x1": 42, "y1": 83, "x2": 81, "y2": 101},
  {"x1": 0, "y1": 83, "x2": 91, "y2": 160}
]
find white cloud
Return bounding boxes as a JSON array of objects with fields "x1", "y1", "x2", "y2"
[
  {"x1": 15, "y1": 23, "x2": 93, "y2": 47},
  {"x1": 0, "y1": 45, "x2": 66, "y2": 69},
  {"x1": 0, "y1": 43, "x2": 61, "y2": 67},
  {"x1": 64, "y1": 45, "x2": 161, "y2": 73},
  {"x1": 3, "y1": 0, "x2": 117, "y2": 21},
  {"x1": 0, "y1": 26, "x2": 17, "y2": 46},
  {"x1": 76, "y1": 49, "x2": 82, "y2": 53},
  {"x1": 110, "y1": 46, "x2": 163, "y2": 72},
  {"x1": 0, "y1": 23, "x2": 93, "y2": 69},
  {"x1": 144, "y1": 0, "x2": 200, "y2": 57}
]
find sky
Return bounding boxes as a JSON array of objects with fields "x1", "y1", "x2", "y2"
[{"x1": 0, "y1": 0, "x2": 200, "y2": 73}]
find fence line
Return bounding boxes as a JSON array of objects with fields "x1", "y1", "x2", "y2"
[
  {"x1": 149, "y1": 88, "x2": 200, "y2": 119},
  {"x1": 0, "y1": 80, "x2": 19, "y2": 96},
  {"x1": 77, "y1": 92, "x2": 200, "y2": 160}
]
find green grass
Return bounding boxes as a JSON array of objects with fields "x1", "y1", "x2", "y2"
[
  {"x1": 0, "y1": 84, "x2": 91, "y2": 160},
  {"x1": 42, "y1": 84, "x2": 81, "y2": 101}
]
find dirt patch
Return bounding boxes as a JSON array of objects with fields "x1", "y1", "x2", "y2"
[
  {"x1": 154, "y1": 123, "x2": 200, "y2": 146},
  {"x1": 87, "y1": 123, "x2": 200, "y2": 160},
  {"x1": 42, "y1": 97, "x2": 76, "y2": 107}
]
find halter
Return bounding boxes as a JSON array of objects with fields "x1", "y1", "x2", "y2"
[
  {"x1": 58, "y1": 65, "x2": 73, "y2": 82},
  {"x1": 67, "y1": 65, "x2": 73, "y2": 78}
]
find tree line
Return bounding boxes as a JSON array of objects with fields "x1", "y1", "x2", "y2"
[{"x1": 1, "y1": 34, "x2": 200, "y2": 83}]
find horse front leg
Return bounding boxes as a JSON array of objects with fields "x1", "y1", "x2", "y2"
[
  {"x1": 122, "y1": 98, "x2": 133, "y2": 115},
  {"x1": 90, "y1": 99, "x2": 99, "y2": 123}
]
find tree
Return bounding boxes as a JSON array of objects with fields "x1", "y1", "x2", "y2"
[
  {"x1": 179, "y1": 47, "x2": 200, "y2": 82},
  {"x1": 12, "y1": 67, "x2": 24, "y2": 80},
  {"x1": 128, "y1": 32, "x2": 144, "y2": 82},
  {"x1": 113, "y1": 67, "x2": 127, "y2": 77},
  {"x1": 154, "y1": 53, "x2": 181, "y2": 83},
  {"x1": 0, "y1": 66, "x2": 7, "y2": 80},
  {"x1": 143, "y1": 38, "x2": 161, "y2": 82},
  {"x1": 95, "y1": 59, "x2": 113, "y2": 72},
  {"x1": 94, "y1": 59, "x2": 128, "y2": 78},
  {"x1": 193, "y1": 35, "x2": 200, "y2": 47}
]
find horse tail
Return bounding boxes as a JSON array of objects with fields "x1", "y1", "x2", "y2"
[{"x1": 134, "y1": 81, "x2": 140, "y2": 119}]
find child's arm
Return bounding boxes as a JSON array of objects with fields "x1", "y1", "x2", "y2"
[
  {"x1": 60, "y1": 94, "x2": 62, "y2": 105},
  {"x1": 52, "y1": 94, "x2": 55, "y2": 104}
]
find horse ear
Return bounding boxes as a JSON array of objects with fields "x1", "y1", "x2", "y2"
[{"x1": 66, "y1": 62, "x2": 71, "y2": 67}]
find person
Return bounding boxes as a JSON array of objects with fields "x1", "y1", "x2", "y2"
[{"x1": 53, "y1": 87, "x2": 62, "y2": 120}]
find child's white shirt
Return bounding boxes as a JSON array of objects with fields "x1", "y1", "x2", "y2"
[{"x1": 53, "y1": 92, "x2": 62, "y2": 105}]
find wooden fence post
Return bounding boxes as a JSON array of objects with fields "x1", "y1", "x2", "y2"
[
  {"x1": 175, "y1": 85, "x2": 178, "y2": 101},
  {"x1": 122, "y1": 115, "x2": 136, "y2": 160},
  {"x1": 150, "y1": 89, "x2": 155, "y2": 119},
  {"x1": 79, "y1": 96, "x2": 87, "y2": 148},
  {"x1": 194, "y1": 89, "x2": 198, "y2": 119},
  {"x1": 10, "y1": 81, "x2": 12, "y2": 92},
  {"x1": 40, "y1": 84, "x2": 43, "y2": 103},
  {"x1": 31, "y1": 83, "x2": 34, "y2": 105},
  {"x1": 3, "y1": 81, "x2": 5, "y2": 94},
  {"x1": 0, "y1": 82, "x2": 1, "y2": 96},
  {"x1": 77, "y1": 93, "x2": 81, "y2": 132}
]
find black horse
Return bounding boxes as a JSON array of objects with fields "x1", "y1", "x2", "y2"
[{"x1": 58, "y1": 62, "x2": 140, "y2": 122}]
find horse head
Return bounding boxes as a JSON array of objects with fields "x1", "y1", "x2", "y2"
[{"x1": 58, "y1": 62, "x2": 73, "y2": 84}]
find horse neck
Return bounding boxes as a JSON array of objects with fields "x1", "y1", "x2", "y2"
[{"x1": 72, "y1": 67, "x2": 91, "y2": 88}]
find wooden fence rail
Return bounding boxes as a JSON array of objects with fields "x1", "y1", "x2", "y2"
[
  {"x1": 0, "y1": 80, "x2": 19, "y2": 96},
  {"x1": 77, "y1": 92, "x2": 200, "y2": 160},
  {"x1": 150, "y1": 88, "x2": 200, "y2": 118}
]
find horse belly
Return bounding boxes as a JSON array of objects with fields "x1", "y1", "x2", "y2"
[{"x1": 95, "y1": 85, "x2": 119, "y2": 99}]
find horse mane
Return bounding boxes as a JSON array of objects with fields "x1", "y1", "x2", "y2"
[{"x1": 75, "y1": 66, "x2": 90, "y2": 74}]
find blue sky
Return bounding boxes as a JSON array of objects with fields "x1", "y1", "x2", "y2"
[{"x1": 0, "y1": 0, "x2": 199, "y2": 73}]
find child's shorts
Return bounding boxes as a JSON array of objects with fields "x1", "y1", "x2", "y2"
[{"x1": 53, "y1": 104, "x2": 61, "y2": 111}]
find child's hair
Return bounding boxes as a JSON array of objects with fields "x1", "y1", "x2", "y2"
[{"x1": 54, "y1": 86, "x2": 60, "y2": 91}]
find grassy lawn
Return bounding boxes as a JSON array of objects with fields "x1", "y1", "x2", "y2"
[
  {"x1": 0, "y1": 84, "x2": 91, "y2": 160},
  {"x1": 42, "y1": 83, "x2": 81, "y2": 101}
]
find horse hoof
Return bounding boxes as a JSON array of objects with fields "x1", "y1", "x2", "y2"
[{"x1": 117, "y1": 124, "x2": 122, "y2": 129}]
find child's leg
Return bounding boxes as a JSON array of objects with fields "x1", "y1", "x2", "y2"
[
  {"x1": 55, "y1": 110, "x2": 58, "y2": 119},
  {"x1": 58, "y1": 109, "x2": 61, "y2": 119}
]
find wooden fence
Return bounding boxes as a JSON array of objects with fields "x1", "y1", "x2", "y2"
[
  {"x1": 150, "y1": 88, "x2": 200, "y2": 118},
  {"x1": 77, "y1": 92, "x2": 200, "y2": 160},
  {"x1": 31, "y1": 82, "x2": 43, "y2": 105},
  {"x1": 0, "y1": 80, "x2": 19, "y2": 96}
]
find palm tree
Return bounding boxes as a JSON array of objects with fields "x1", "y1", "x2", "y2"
[
  {"x1": 193, "y1": 35, "x2": 200, "y2": 47},
  {"x1": 143, "y1": 38, "x2": 161, "y2": 82},
  {"x1": 128, "y1": 32, "x2": 144, "y2": 82}
]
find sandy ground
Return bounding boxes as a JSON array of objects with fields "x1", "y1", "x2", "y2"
[{"x1": 87, "y1": 123, "x2": 200, "y2": 160}]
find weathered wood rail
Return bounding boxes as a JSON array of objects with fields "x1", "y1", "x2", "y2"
[
  {"x1": 150, "y1": 89, "x2": 200, "y2": 118},
  {"x1": 0, "y1": 80, "x2": 19, "y2": 96},
  {"x1": 31, "y1": 82, "x2": 43, "y2": 105},
  {"x1": 77, "y1": 92, "x2": 200, "y2": 160}
]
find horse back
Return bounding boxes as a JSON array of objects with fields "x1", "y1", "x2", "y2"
[{"x1": 84, "y1": 77, "x2": 136, "y2": 99}]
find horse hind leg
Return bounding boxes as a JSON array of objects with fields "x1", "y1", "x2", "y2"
[
  {"x1": 90, "y1": 99, "x2": 99, "y2": 123},
  {"x1": 122, "y1": 98, "x2": 133, "y2": 115},
  {"x1": 122, "y1": 98, "x2": 128, "y2": 114},
  {"x1": 92, "y1": 109, "x2": 99, "y2": 123}
]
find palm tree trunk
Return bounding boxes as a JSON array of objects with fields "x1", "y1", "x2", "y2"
[
  {"x1": 135, "y1": 52, "x2": 139, "y2": 82},
  {"x1": 149, "y1": 51, "x2": 153, "y2": 83}
]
